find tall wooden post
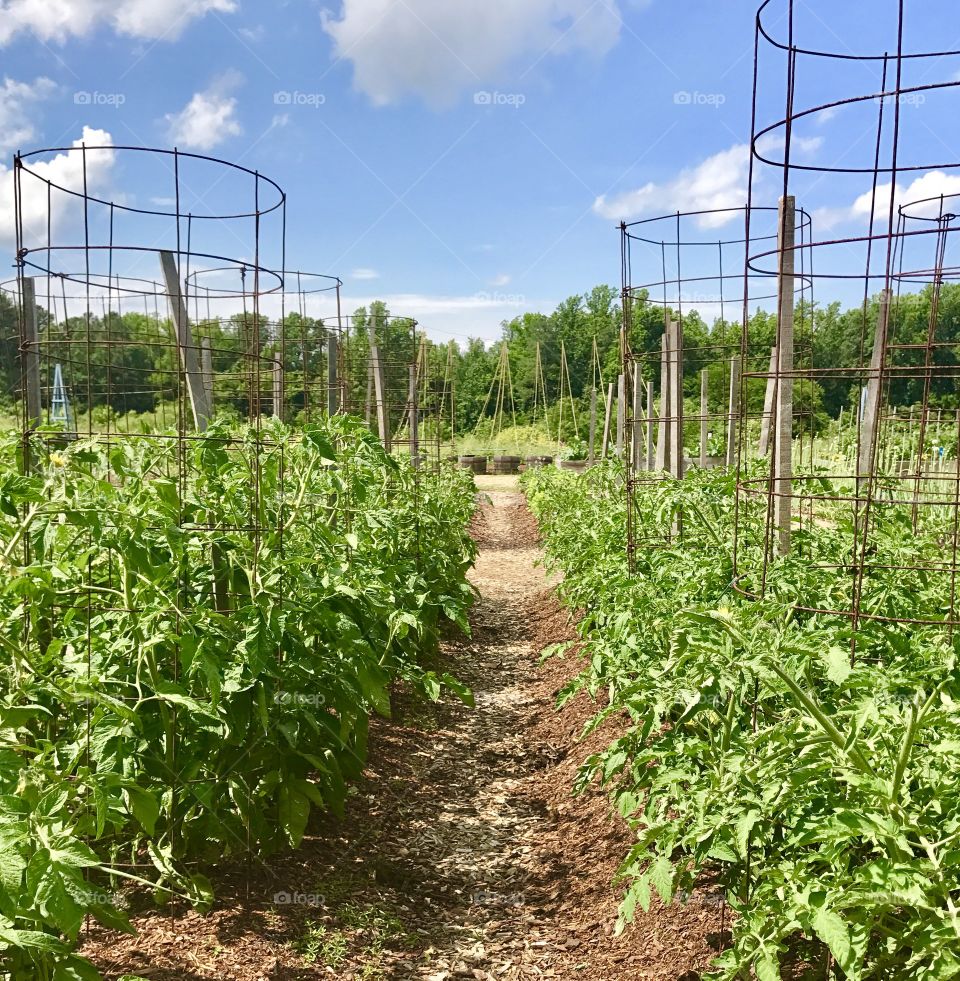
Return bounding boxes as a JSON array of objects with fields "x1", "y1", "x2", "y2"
[
  {"x1": 601, "y1": 382, "x2": 614, "y2": 458},
  {"x1": 646, "y1": 382, "x2": 654, "y2": 471},
  {"x1": 773, "y1": 195, "x2": 796, "y2": 554},
  {"x1": 758, "y1": 345, "x2": 778, "y2": 457},
  {"x1": 409, "y1": 362, "x2": 419, "y2": 462},
  {"x1": 21, "y1": 276, "x2": 41, "y2": 430},
  {"x1": 368, "y1": 322, "x2": 390, "y2": 451},
  {"x1": 200, "y1": 337, "x2": 214, "y2": 409},
  {"x1": 327, "y1": 332, "x2": 339, "y2": 415},
  {"x1": 857, "y1": 288, "x2": 891, "y2": 481},
  {"x1": 159, "y1": 251, "x2": 212, "y2": 431},
  {"x1": 668, "y1": 314, "x2": 684, "y2": 479},
  {"x1": 588, "y1": 386, "x2": 598, "y2": 465},
  {"x1": 616, "y1": 373, "x2": 626, "y2": 457},
  {"x1": 632, "y1": 368, "x2": 644, "y2": 471},
  {"x1": 699, "y1": 369, "x2": 709, "y2": 469},
  {"x1": 656, "y1": 330, "x2": 670, "y2": 472},
  {"x1": 272, "y1": 359, "x2": 283, "y2": 419},
  {"x1": 726, "y1": 355, "x2": 741, "y2": 468}
]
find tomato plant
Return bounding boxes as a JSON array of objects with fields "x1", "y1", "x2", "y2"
[
  {"x1": 0, "y1": 416, "x2": 476, "y2": 979},
  {"x1": 524, "y1": 462, "x2": 960, "y2": 980}
]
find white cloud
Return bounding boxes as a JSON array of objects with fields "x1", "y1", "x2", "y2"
[
  {"x1": 0, "y1": 76, "x2": 58, "y2": 155},
  {"x1": 322, "y1": 0, "x2": 622, "y2": 107},
  {"x1": 490, "y1": 273, "x2": 511, "y2": 286},
  {"x1": 595, "y1": 143, "x2": 751, "y2": 227},
  {"x1": 0, "y1": 0, "x2": 236, "y2": 44},
  {"x1": 351, "y1": 268, "x2": 380, "y2": 280},
  {"x1": 165, "y1": 74, "x2": 243, "y2": 151},
  {"x1": 816, "y1": 170, "x2": 960, "y2": 230},
  {"x1": 1, "y1": 126, "x2": 115, "y2": 247},
  {"x1": 594, "y1": 134, "x2": 823, "y2": 228}
]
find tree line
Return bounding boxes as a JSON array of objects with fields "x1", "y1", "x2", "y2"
[{"x1": 2, "y1": 282, "x2": 959, "y2": 434}]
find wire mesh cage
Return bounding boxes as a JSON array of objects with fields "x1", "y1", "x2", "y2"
[
  {"x1": 620, "y1": 205, "x2": 814, "y2": 557},
  {"x1": 4, "y1": 141, "x2": 464, "y2": 909},
  {"x1": 733, "y1": 0, "x2": 960, "y2": 640},
  {"x1": 186, "y1": 266, "x2": 345, "y2": 423}
]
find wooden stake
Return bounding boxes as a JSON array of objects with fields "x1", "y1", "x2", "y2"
[
  {"x1": 616, "y1": 373, "x2": 625, "y2": 457},
  {"x1": 646, "y1": 382, "x2": 654, "y2": 471},
  {"x1": 669, "y1": 314, "x2": 684, "y2": 479},
  {"x1": 656, "y1": 330, "x2": 670, "y2": 472},
  {"x1": 601, "y1": 382, "x2": 614, "y2": 458},
  {"x1": 726, "y1": 355, "x2": 741, "y2": 468},
  {"x1": 773, "y1": 195, "x2": 796, "y2": 555},
  {"x1": 699, "y1": 368, "x2": 708, "y2": 469},
  {"x1": 369, "y1": 321, "x2": 390, "y2": 451},
  {"x1": 21, "y1": 277, "x2": 41, "y2": 430},
  {"x1": 327, "y1": 331, "x2": 339, "y2": 415},
  {"x1": 200, "y1": 337, "x2": 214, "y2": 408},
  {"x1": 633, "y1": 368, "x2": 644, "y2": 471},
  {"x1": 857, "y1": 288, "x2": 891, "y2": 480},
  {"x1": 588, "y1": 386, "x2": 598, "y2": 465},
  {"x1": 409, "y1": 362, "x2": 419, "y2": 462},
  {"x1": 758, "y1": 345, "x2": 778, "y2": 457},
  {"x1": 272, "y1": 359, "x2": 283, "y2": 419},
  {"x1": 159, "y1": 251, "x2": 212, "y2": 431}
]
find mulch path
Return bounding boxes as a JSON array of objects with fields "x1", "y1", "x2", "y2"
[{"x1": 79, "y1": 484, "x2": 726, "y2": 980}]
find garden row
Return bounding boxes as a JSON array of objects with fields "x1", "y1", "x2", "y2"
[
  {"x1": 522, "y1": 463, "x2": 960, "y2": 980},
  {"x1": 0, "y1": 418, "x2": 476, "y2": 980}
]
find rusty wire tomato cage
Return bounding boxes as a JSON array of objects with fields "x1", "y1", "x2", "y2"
[
  {"x1": 620, "y1": 204, "x2": 814, "y2": 563},
  {"x1": 733, "y1": 0, "x2": 960, "y2": 642},
  {"x1": 186, "y1": 266, "x2": 346, "y2": 423}
]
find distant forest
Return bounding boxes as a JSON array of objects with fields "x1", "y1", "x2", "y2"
[{"x1": 2, "y1": 281, "x2": 959, "y2": 434}]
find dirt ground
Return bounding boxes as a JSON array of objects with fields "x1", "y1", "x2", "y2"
[{"x1": 80, "y1": 477, "x2": 726, "y2": 980}]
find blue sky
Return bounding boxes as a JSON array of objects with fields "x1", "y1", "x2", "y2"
[{"x1": 2, "y1": 0, "x2": 959, "y2": 341}]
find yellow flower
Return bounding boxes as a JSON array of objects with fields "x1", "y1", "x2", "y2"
[{"x1": 50, "y1": 452, "x2": 66, "y2": 467}]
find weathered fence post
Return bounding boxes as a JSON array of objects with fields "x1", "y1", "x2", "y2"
[
  {"x1": 758, "y1": 345, "x2": 778, "y2": 457},
  {"x1": 588, "y1": 386, "x2": 598, "y2": 465},
  {"x1": 409, "y1": 362, "x2": 419, "y2": 462},
  {"x1": 773, "y1": 195, "x2": 796, "y2": 555},
  {"x1": 327, "y1": 331, "x2": 339, "y2": 415},
  {"x1": 857, "y1": 288, "x2": 891, "y2": 482},
  {"x1": 159, "y1": 251, "x2": 212, "y2": 431},
  {"x1": 669, "y1": 314, "x2": 684, "y2": 479},
  {"x1": 726, "y1": 355, "x2": 741, "y2": 469},
  {"x1": 616, "y1": 373, "x2": 626, "y2": 457},
  {"x1": 699, "y1": 368, "x2": 709, "y2": 469},
  {"x1": 21, "y1": 276, "x2": 41, "y2": 430},
  {"x1": 656, "y1": 330, "x2": 670, "y2": 472},
  {"x1": 601, "y1": 382, "x2": 614, "y2": 458}
]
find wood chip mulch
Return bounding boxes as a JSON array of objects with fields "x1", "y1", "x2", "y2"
[{"x1": 78, "y1": 485, "x2": 728, "y2": 981}]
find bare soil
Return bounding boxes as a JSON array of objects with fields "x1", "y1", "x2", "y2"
[{"x1": 80, "y1": 477, "x2": 725, "y2": 980}]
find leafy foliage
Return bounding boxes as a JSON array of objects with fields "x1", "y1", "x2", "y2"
[
  {"x1": 0, "y1": 417, "x2": 476, "y2": 978},
  {"x1": 523, "y1": 462, "x2": 960, "y2": 980}
]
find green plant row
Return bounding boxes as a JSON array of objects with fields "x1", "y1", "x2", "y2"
[
  {"x1": 522, "y1": 462, "x2": 960, "y2": 980},
  {"x1": 0, "y1": 416, "x2": 476, "y2": 980}
]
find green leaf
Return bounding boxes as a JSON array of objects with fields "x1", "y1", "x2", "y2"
[
  {"x1": 820, "y1": 646, "x2": 853, "y2": 685},
  {"x1": 754, "y1": 948, "x2": 781, "y2": 981},
  {"x1": 278, "y1": 783, "x2": 311, "y2": 848},
  {"x1": 647, "y1": 856, "x2": 673, "y2": 904},
  {"x1": 125, "y1": 786, "x2": 161, "y2": 836},
  {"x1": 53, "y1": 954, "x2": 104, "y2": 980},
  {"x1": 0, "y1": 927, "x2": 68, "y2": 952},
  {"x1": 811, "y1": 906, "x2": 852, "y2": 971}
]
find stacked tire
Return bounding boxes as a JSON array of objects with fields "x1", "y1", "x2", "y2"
[
  {"x1": 491, "y1": 455, "x2": 521, "y2": 475},
  {"x1": 458, "y1": 455, "x2": 488, "y2": 475}
]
